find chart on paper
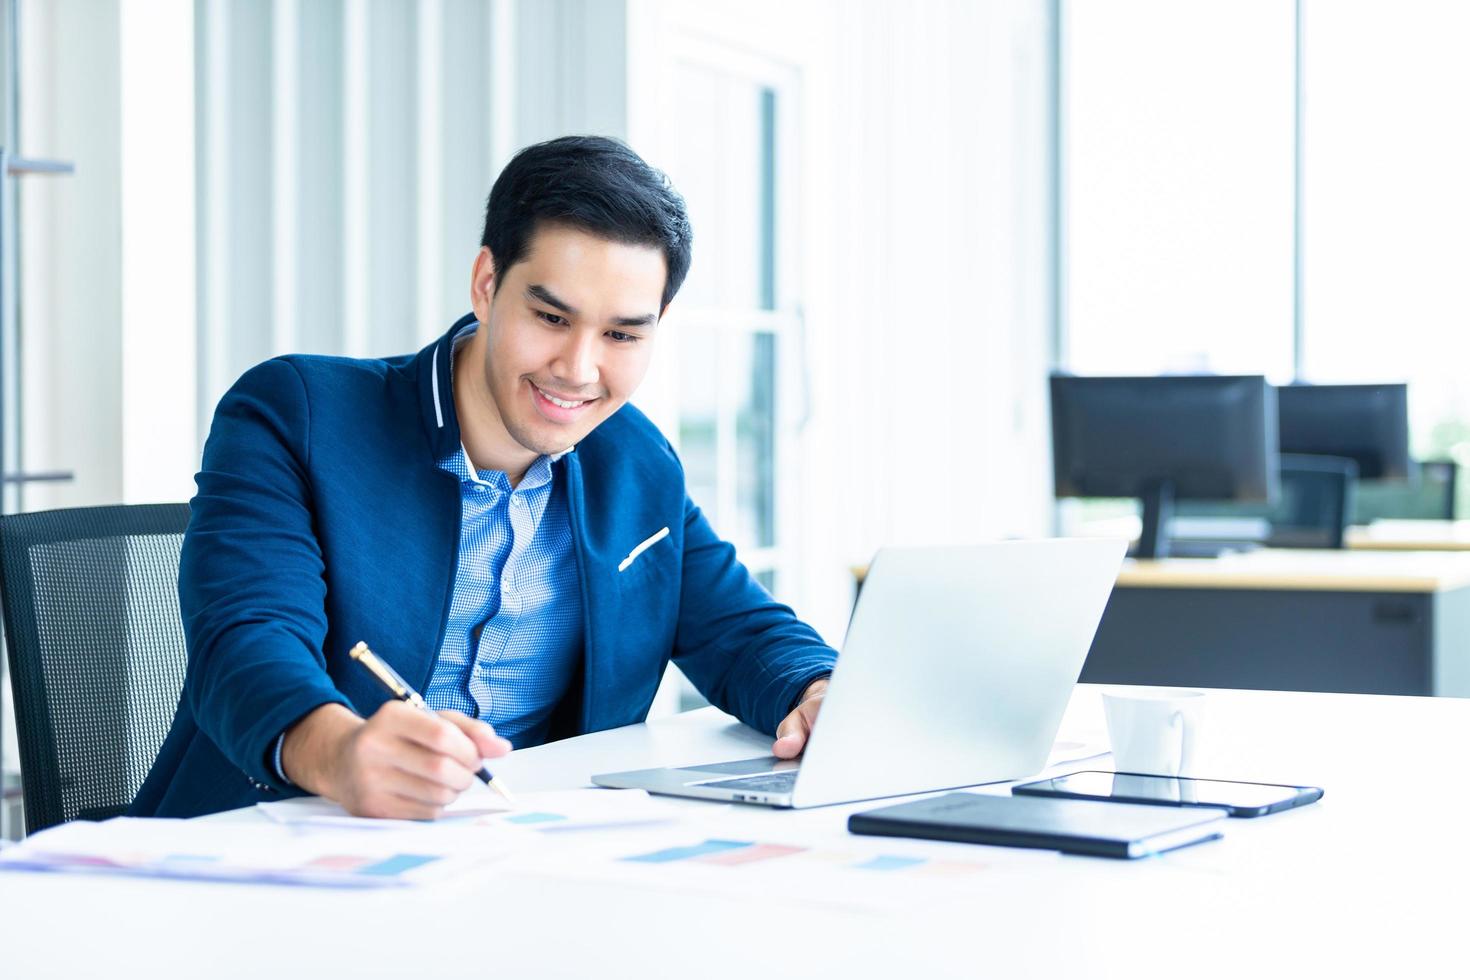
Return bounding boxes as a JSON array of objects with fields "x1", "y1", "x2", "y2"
[
  {"x1": 622, "y1": 837, "x2": 991, "y2": 877},
  {"x1": 512, "y1": 830, "x2": 1058, "y2": 912},
  {"x1": 0, "y1": 818, "x2": 513, "y2": 889},
  {"x1": 256, "y1": 788, "x2": 682, "y2": 834}
]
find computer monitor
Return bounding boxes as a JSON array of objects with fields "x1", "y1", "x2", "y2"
[
  {"x1": 1275, "y1": 383, "x2": 1411, "y2": 480},
  {"x1": 1050, "y1": 374, "x2": 1279, "y2": 559},
  {"x1": 1352, "y1": 459, "x2": 1458, "y2": 523}
]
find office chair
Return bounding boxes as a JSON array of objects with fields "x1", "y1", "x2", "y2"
[
  {"x1": 1170, "y1": 454, "x2": 1356, "y2": 553},
  {"x1": 1351, "y1": 459, "x2": 1459, "y2": 523},
  {"x1": 1264, "y1": 454, "x2": 1357, "y2": 549},
  {"x1": 0, "y1": 504, "x2": 190, "y2": 834}
]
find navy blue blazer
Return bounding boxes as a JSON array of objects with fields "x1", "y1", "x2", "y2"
[{"x1": 131, "y1": 314, "x2": 836, "y2": 818}]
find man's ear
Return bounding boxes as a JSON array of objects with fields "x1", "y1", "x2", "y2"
[{"x1": 470, "y1": 247, "x2": 497, "y2": 320}]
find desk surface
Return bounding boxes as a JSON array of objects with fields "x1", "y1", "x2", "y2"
[
  {"x1": 1067, "y1": 515, "x2": 1470, "y2": 554},
  {"x1": 3, "y1": 685, "x2": 1466, "y2": 978},
  {"x1": 1117, "y1": 547, "x2": 1470, "y2": 592},
  {"x1": 859, "y1": 546, "x2": 1470, "y2": 593},
  {"x1": 1347, "y1": 519, "x2": 1470, "y2": 552}
]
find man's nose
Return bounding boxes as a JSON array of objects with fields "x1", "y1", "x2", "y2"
[{"x1": 550, "y1": 330, "x2": 599, "y2": 389}]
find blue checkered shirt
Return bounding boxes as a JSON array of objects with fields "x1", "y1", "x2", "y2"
[{"x1": 422, "y1": 441, "x2": 583, "y2": 747}]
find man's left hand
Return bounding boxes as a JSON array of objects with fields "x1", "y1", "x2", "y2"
[{"x1": 772, "y1": 677, "x2": 829, "y2": 759}]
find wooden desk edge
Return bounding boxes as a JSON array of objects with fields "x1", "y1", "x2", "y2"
[{"x1": 1114, "y1": 568, "x2": 1463, "y2": 593}]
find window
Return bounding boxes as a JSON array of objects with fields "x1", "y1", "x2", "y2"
[
  {"x1": 661, "y1": 52, "x2": 801, "y2": 596},
  {"x1": 1299, "y1": 0, "x2": 1470, "y2": 472},
  {"x1": 1062, "y1": 0, "x2": 1295, "y2": 380},
  {"x1": 1063, "y1": 1, "x2": 1470, "y2": 520}
]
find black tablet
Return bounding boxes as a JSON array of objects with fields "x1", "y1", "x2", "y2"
[{"x1": 1012, "y1": 771, "x2": 1323, "y2": 818}]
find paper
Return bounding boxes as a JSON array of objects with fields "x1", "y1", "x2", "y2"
[
  {"x1": 0, "y1": 817, "x2": 514, "y2": 889},
  {"x1": 256, "y1": 787, "x2": 681, "y2": 834},
  {"x1": 506, "y1": 824, "x2": 1059, "y2": 912},
  {"x1": 1046, "y1": 736, "x2": 1110, "y2": 769}
]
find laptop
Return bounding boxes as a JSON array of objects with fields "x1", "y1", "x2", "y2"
[{"x1": 593, "y1": 537, "x2": 1127, "y2": 808}]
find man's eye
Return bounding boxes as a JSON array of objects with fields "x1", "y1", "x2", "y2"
[
  {"x1": 608, "y1": 331, "x2": 640, "y2": 344},
  {"x1": 537, "y1": 311, "x2": 568, "y2": 326}
]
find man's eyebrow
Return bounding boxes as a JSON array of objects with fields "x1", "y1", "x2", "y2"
[
  {"x1": 526, "y1": 284, "x2": 577, "y2": 316},
  {"x1": 528, "y1": 283, "x2": 657, "y2": 329}
]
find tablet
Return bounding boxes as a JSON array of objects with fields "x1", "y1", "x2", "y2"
[{"x1": 1012, "y1": 771, "x2": 1323, "y2": 817}]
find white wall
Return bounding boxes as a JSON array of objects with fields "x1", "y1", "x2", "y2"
[
  {"x1": 119, "y1": 0, "x2": 196, "y2": 504},
  {"x1": 18, "y1": 0, "x2": 125, "y2": 513},
  {"x1": 814, "y1": 0, "x2": 1056, "y2": 641},
  {"x1": 16, "y1": 0, "x2": 195, "y2": 513}
]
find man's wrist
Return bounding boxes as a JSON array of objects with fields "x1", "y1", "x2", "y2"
[{"x1": 280, "y1": 703, "x2": 362, "y2": 797}]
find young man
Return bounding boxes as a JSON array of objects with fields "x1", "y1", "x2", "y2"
[{"x1": 131, "y1": 136, "x2": 836, "y2": 819}]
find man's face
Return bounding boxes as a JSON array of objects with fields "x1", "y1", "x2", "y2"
[{"x1": 467, "y1": 224, "x2": 665, "y2": 460}]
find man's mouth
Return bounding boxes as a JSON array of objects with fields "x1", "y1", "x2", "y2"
[{"x1": 530, "y1": 382, "x2": 598, "y2": 420}]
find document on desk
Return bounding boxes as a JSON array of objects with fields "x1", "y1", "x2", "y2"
[
  {"x1": 0, "y1": 817, "x2": 516, "y2": 889},
  {"x1": 1046, "y1": 736, "x2": 1110, "y2": 769},
  {"x1": 503, "y1": 817, "x2": 1060, "y2": 913},
  {"x1": 256, "y1": 787, "x2": 683, "y2": 834}
]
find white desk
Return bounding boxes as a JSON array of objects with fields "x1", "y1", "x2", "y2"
[{"x1": 3, "y1": 685, "x2": 1466, "y2": 978}]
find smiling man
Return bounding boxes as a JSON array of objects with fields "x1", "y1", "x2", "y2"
[{"x1": 131, "y1": 136, "x2": 837, "y2": 819}]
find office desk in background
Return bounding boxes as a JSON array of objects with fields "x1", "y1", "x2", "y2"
[
  {"x1": 1085, "y1": 549, "x2": 1470, "y2": 696},
  {"x1": 1043, "y1": 516, "x2": 1470, "y2": 554},
  {"x1": 2, "y1": 686, "x2": 1466, "y2": 978},
  {"x1": 1346, "y1": 519, "x2": 1470, "y2": 552},
  {"x1": 855, "y1": 544, "x2": 1470, "y2": 696}
]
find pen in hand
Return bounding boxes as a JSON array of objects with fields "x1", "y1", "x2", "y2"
[{"x1": 348, "y1": 641, "x2": 517, "y2": 806}]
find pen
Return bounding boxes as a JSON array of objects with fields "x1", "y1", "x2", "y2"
[{"x1": 348, "y1": 640, "x2": 517, "y2": 805}]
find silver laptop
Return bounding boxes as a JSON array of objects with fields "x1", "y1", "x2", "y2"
[{"x1": 593, "y1": 538, "x2": 1127, "y2": 808}]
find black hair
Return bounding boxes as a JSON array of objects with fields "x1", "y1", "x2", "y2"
[{"x1": 480, "y1": 135, "x2": 693, "y2": 310}]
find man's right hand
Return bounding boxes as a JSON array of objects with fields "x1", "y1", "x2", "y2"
[{"x1": 280, "y1": 701, "x2": 512, "y2": 819}]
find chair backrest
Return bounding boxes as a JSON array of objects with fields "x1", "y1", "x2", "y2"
[
  {"x1": 1172, "y1": 454, "x2": 1357, "y2": 550},
  {"x1": 1351, "y1": 459, "x2": 1459, "y2": 523},
  {"x1": 1264, "y1": 454, "x2": 1357, "y2": 549},
  {"x1": 0, "y1": 504, "x2": 190, "y2": 834}
]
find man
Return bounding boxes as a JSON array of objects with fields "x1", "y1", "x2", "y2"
[{"x1": 131, "y1": 136, "x2": 836, "y2": 819}]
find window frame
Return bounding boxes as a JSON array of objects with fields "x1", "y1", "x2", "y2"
[{"x1": 656, "y1": 32, "x2": 805, "y2": 595}]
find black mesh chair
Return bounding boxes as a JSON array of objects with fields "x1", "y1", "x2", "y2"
[
  {"x1": 0, "y1": 504, "x2": 190, "y2": 834},
  {"x1": 1172, "y1": 454, "x2": 1357, "y2": 552}
]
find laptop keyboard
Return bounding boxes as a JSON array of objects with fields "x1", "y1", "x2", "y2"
[{"x1": 698, "y1": 771, "x2": 799, "y2": 793}]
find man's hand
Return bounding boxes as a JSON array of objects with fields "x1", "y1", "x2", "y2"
[
  {"x1": 772, "y1": 677, "x2": 829, "y2": 760},
  {"x1": 281, "y1": 701, "x2": 512, "y2": 819}
]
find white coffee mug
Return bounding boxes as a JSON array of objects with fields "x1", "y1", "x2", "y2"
[{"x1": 1102, "y1": 689, "x2": 1207, "y2": 777}]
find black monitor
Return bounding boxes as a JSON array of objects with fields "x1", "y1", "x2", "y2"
[
  {"x1": 1275, "y1": 383, "x2": 1411, "y2": 480},
  {"x1": 1050, "y1": 374, "x2": 1279, "y2": 559}
]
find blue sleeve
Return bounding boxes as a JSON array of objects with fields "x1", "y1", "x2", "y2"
[
  {"x1": 179, "y1": 358, "x2": 352, "y2": 791},
  {"x1": 670, "y1": 497, "x2": 838, "y2": 736}
]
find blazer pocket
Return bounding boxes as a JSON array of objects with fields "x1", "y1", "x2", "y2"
[{"x1": 617, "y1": 526, "x2": 670, "y2": 573}]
